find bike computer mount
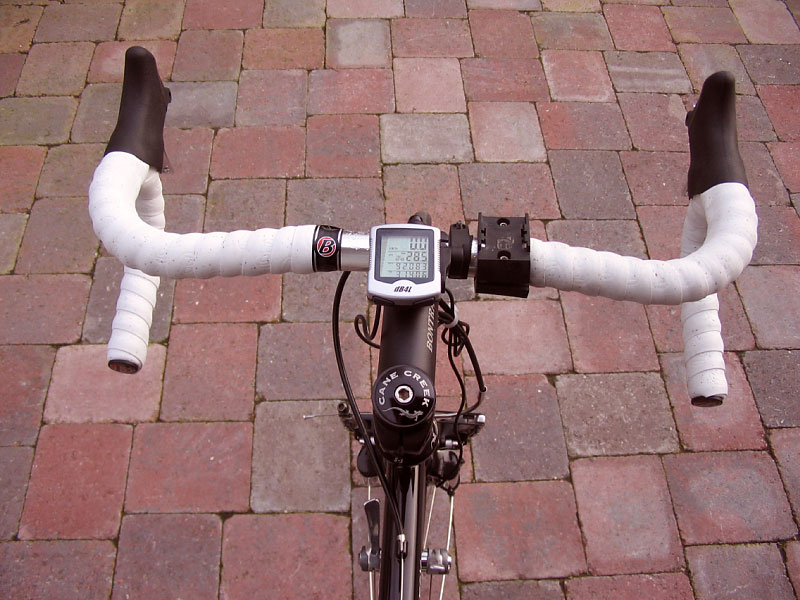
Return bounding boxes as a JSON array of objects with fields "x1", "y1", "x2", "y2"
[{"x1": 368, "y1": 224, "x2": 443, "y2": 305}]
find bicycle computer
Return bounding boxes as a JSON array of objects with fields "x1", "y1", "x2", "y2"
[{"x1": 368, "y1": 224, "x2": 442, "y2": 305}]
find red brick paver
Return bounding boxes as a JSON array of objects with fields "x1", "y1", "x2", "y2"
[
  {"x1": 161, "y1": 127, "x2": 214, "y2": 194},
  {"x1": 45, "y1": 344, "x2": 164, "y2": 424},
  {"x1": 173, "y1": 276, "x2": 282, "y2": 323},
  {"x1": 687, "y1": 544, "x2": 796, "y2": 600},
  {"x1": 744, "y1": 350, "x2": 800, "y2": 427},
  {"x1": 395, "y1": 58, "x2": 467, "y2": 112},
  {"x1": 0, "y1": 53, "x2": 24, "y2": 97},
  {"x1": 538, "y1": 101, "x2": 631, "y2": 149},
  {"x1": 211, "y1": 126, "x2": 305, "y2": 179},
  {"x1": 307, "y1": 114, "x2": 381, "y2": 177},
  {"x1": 459, "y1": 300, "x2": 571, "y2": 374},
  {"x1": 34, "y1": 2, "x2": 121, "y2": 43},
  {"x1": 162, "y1": 324, "x2": 257, "y2": 421},
  {"x1": 0, "y1": 145, "x2": 46, "y2": 212},
  {"x1": 566, "y1": 573, "x2": 694, "y2": 600},
  {"x1": 0, "y1": 541, "x2": 116, "y2": 600},
  {"x1": 771, "y1": 428, "x2": 800, "y2": 515},
  {"x1": 730, "y1": 0, "x2": 800, "y2": 45},
  {"x1": 471, "y1": 375, "x2": 569, "y2": 481},
  {"x1": 462, "y1": 57, "x2": 549, "y2": 102},
  {"x1": 89, "y1": 40, "x2": 176, "y2": 83},
  {"x1": 573, "y1": 455, "x2": 683, "y2": 574},
  {"x1": 308, "y1": 68, "x2": 395, "y2": 114},
  {"x1": 244, "y1": 28, "x2": 325, "y2": 69},
  {"x1": 469, "y1": 10, "x2": 539, "y2": 58},
  {"x1": 19, "y1": 424, "x2": 131, "y2": 539},
  {"x1": 662, "y1": 7, "x2": 747, "y2": 44},
  {"x1": 619, "y1": 93, "x2": 689, "y2": 151},
  {"x1": 15, "y1": 197, "x2": 99, "y2": 274},
  {"x1": 183, "y1": 0, "x2": 262, "y2": 30},
  {"x1": 0, "y1": 447, "x2": 33, "y2": 540},
  {"x1": 113, "y1": 514, "x2": 221, "y2": 600},
  {"x1": 455, "y1": 481, "x2": 586, "y2": 580},
  {"x1": 0, "y1": 6, "x2": 42, "y2": 53},
  {"x1": 562, "y1": 293, "x2": 658, "y2": 372},
  {"x1": 392, "y1": 18, "x2": 474, "y2": 58},
  {"x1": 759, "y1": 85, "x2": 800, "y2": 142},
  {"x1": 664, "y1": 451, "x2": 797, "y2": 544},
  {"x1": 16, "y1": 42, "x2": 94, "y2": 97},
  {"x1": 125, "y1": 422, "x2": 252, "y2": 513},
  {"x1": 459, "y1": 162, "x2": 560, "y2": 219},
  {"x1": 221, "y1": 514, "x2": 352, "y2": 599},
  {"x1": 738, "y1": 266, "x2": 800, "y2": 348},
  {"x1": 0, "y1": 346, "x2": 54, "y2": 446},
  {"x1": 0, "y1": 275, "x2": 90, "y2": 344},
  {"x1": 532, "y1": 12, "x2": 614, "y2": 50},
  {"x1": 661, "y1": 352, "x2": 766, "y2": 451},
  {"x1": 384, "y1": 164, "x2": 464, "y2": 226},
  {"x1": 118, "y1": 0, "x2": 183, "y2": 41},
  {"x1": 542, "y1": 50, "x2": 614, "y2": 102},
  {"x1": 172, "y1": 30, "x2": 244, "y2": 82},
  {"x1": 604, "y1": 4, "x2": 675, "y2": 52}
]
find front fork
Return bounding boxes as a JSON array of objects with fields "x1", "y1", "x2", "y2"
[
  {"x1": 377, "y1": 463, "x2": 427, "y2": 600},
  {"x1": 348, "y1": 299, "x2": 469, "y2": 598}
]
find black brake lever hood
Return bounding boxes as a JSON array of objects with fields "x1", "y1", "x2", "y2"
[
  {"x1": 685, "y1": 71, "x2": 748, "y2": 197},
  {"x1": 105, "y1": 46, "x2": 171, "y2": 172}
]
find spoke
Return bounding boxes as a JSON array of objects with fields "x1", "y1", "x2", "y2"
[
  {"x1": 423, "y1": 485, "x2": 436, "y2": 549},
  {"x1": 367, "y1": 481, "x2": 374, "y2": 600},
  {"x1": 446, "y1": 493, "x2": 454, "y2": 551},
  {"x1": 438, "y1": 494, "x2": 455, "y2": 600}
]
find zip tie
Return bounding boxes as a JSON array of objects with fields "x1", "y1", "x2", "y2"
[{"x1": 442, "y1": 304, "x2": 459, "y2": 329}]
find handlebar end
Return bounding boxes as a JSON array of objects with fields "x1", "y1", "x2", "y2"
[
  {"x1": 691, "y1": 394, "x2": 725, "y2": 408},
  {"x1": 108, "y1": 359, "x2": 141, "y2": 375}
]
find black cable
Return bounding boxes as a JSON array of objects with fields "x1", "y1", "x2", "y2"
[
  {"x1": 354, "y1": 304, "x2": 381, "y2": 348},
  {"x1": 437, "y1": 291, "x2": 487, "y2": 415},
  {"x1": 332, "y1": 272, "x2": 405, "y2": 536}
]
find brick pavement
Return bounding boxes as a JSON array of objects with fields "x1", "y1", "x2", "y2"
[{"x1": 1, "y1": 1, "x2": 800, "y2": 598}]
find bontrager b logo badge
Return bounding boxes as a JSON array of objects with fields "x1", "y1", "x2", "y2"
[{"x1": 316, "y1": 236, "x2": 336, "y2": 257}]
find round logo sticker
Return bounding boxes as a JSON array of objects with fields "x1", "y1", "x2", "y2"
[{"x1": 316, "y1": 236, "x2": 337, "y2": 257}]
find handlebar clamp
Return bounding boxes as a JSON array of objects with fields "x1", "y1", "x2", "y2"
[{"x1": 475, "y1": 214, "x2": 531, "y2": 298}]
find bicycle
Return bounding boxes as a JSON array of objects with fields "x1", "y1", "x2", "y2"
[{"x1": 88, "y1": 46, "x2": 757, "y2": 600}]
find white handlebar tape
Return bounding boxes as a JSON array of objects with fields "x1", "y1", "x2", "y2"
[
  {"x1": 90, "y1": 151, "x2": 757, "y2": 400},
  {"x1": 89, "y1": 152, "x2": 316, "y2": 371},
  {"x1": 681, "y1": 295, "x2": 725, "y2": 403},
  {"x1": 529, "y1": 182, "x2": 757, "y2": 401},
  {"x1": 108, "y1": 267, "x2": 160, "y2": 372},
  {"x1": 679, "y1": 187, "x2": 727, "y2": 404},
  {"x1": 529, "y1": 183, "x2": 756, "y2": 303}
]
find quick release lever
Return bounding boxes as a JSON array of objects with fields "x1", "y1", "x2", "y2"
[{"x1": 359, "y1": 498, "x2": 381, "y2": 572}]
